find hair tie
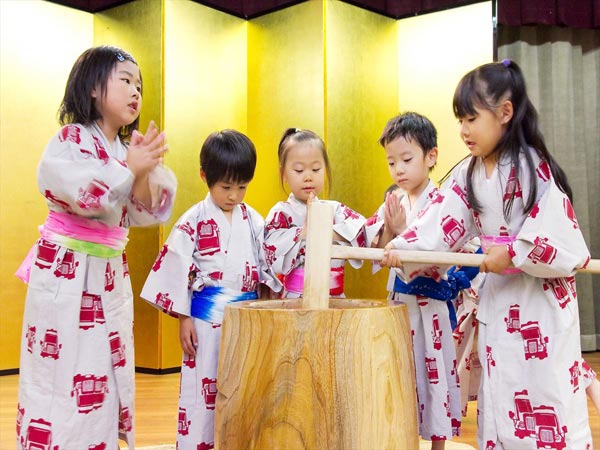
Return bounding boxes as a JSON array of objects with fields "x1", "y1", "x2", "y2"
[
  {"x1": 501, "y1": 59, "x2": 511, "y2": 67},
  {"x1": 116, "y1": 52, "x2": 125, "y2": 62},
  {"x1": 294, "y1": 128, "x2": 301, "y2": 133}
]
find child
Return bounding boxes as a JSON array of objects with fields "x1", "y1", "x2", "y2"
[
  {"x1": 453, "y1": 273, "x2": 600, "y2": 418},
  {"x1": 141, "y1": 130, "x2": 281, "y2": 450},
  {"x1": 15, "y1": 45, "x2": 176, "y2": 449},
  {"x1": 367, "y1": 112, "x2": 462, "y2": 450},
  {"x1": 381, "y1": 60, "x2": 593, "y2": 449},
  {"x1": 264, "y1": 128, "x2": 366, "y2": 298}
]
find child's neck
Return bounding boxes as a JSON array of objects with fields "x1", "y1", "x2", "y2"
[
  {"x1": 222, "y1": 208, "x2": 233, "y2": 223},
  {"x1": 406, "y1": 177, "x2": 430, "y2": 208},
  {"x1": 94, "y1": 119, "x2": 118, "y2": 146}
]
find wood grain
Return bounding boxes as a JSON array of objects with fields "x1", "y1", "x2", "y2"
[
  {"x1": 303, "y1": 201, "x2": 334, "y2": 309},
  {"x1": 1, "y1": 351, "x2": 599, "y2": 448},
  {"x1": 215, "y1": 298, "x2": 419, "y2": 450}
]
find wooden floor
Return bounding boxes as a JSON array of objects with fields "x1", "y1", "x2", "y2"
[{"x1": 1, "y1": 352, "x2": 599, "y2": 449}]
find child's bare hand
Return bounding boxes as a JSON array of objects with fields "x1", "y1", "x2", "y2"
[
  {"x1": 480, "y1": 245, "x2": 512, "y2": 274},
  {"x1": 179, "y1": 315, "x2": 197, "y2": 357},
  {"x1": 384, "y1": 192, "x2": 406, "y2": 236},
  {"x1": 127, "y1": 120, "x2": 168, "y2": 177},
  {"x1": 381, "y1": 242, "x2": 402, "y2": 268}
]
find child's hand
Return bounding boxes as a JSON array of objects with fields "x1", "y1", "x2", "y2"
[
  {"x1": 381, "y1": 242, "x2": 402, "y2": 268},
  {"x1": 179, "y1": 315, "x2": 197, "y2": 357},
  {"x1": 384, "y1": 192, "x2": 406, "y2": 236},
  {"x1": 127, "y1": 120, "x2": 168, "y2": 178},
  {"x1": 480, "y1": 245, "x2": 512, "y2": 274}
]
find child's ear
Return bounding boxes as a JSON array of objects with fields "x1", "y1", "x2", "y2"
[
  {"x1": 426, "y1": 147, "x2": 438, "y2": 169},
  {"x1": 200, "y1": 168, "x2": 207, "y2": 183},
  {"x1": 500, "y1": 100, "x2": 514, "y2": 124}
]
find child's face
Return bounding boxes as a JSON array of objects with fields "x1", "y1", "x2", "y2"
[
  {"x1": 282, "y1": 143, "x2": 326, "y2": 203},
  {"x1": 385, "y1": 136, "x2": 436, "y2": 197},
  {"x1": 206, "y1": 177, "x2": 249, "y2": 212},
  {"x1": 92, "y1": 60, "x2": 142, "y2": 134},
  {"x1": 458, "y1": 104, "x2": 508, "y2": 160}
]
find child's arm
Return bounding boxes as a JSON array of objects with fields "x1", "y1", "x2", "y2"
[
  {"x1": 126, "y1": 122, "x2": 177, "y2": 225},
  {"x1": 264, "y1": 204, "x2": 306, "y2": 275},
  {"x1": 375, "y1": 192, "x2": 406, "y2": 248},
  {"x1": 127, "y1": 121, "x2": 167, "y2": 209},
  {"x1": 179, "y1": 315, "x2": 197, "y2": 357}
]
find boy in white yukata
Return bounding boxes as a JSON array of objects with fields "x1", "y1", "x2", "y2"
[
  {"x1": 381, "y1": 60, "x2": 593, "y2": 449},
  {"x1": 264, "y1": 128, "x2": 367, "y2": 298},
  {"x1": 16, "y1": 46, "x2": 175, "y2": 450},
  {"x1": 141, "y1": 130, "x2": 280, "y2": 450},
  {"x1": 366, "y1": 112, "x2": 462, "y2": 450}
]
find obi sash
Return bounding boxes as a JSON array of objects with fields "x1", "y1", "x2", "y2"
[
  {"x1": 393, "y1": 248, "x2": 482, "y2": 329},
  {"x1": 284, "y1": 266, "x2": 344, "y2": 296},
  {"x1": 191, "y1": 286, "x2": 258, "y2": 324},
  {"x1": 16, "y1": 210, "x2": 129, "y2": 283},
  {"x1": 480, "y1": 234, "x2": 522, "y2": 274}
]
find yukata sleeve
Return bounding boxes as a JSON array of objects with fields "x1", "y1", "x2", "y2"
[
  {"x1": 389, "y1": 177, "x2": 477, "y2": 283},
  {"x1": 127, "y1": 165, "x2": 177, "y2": 227},
  {"x1": 37, "y1": 125, "x2": 134, "y2": 217},
  {"x1": 247, "y1": 207, "x2": 283, "y2": 293},
  {"x1": 509, "y1": 180, "x2": 590, "y2": 277},
  {"x1": 332, "y1": 201, "x2": 368, "y2": 269},
  {"x1": 140, "y1": 206, "x2": 199, "y2": 317},
  {"x1": 264, "y1": 204, "x2": 305, "y2": 275},
  {"x1": 364, "y1": 204, "x2": 385, "y2": 247}
]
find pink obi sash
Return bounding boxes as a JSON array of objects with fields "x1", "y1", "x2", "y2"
[
  {"x1": 480, "y1": 234, "x2": 522, "y2": 274},
  {"x1": 284, "y1": 266, "x2": 345, "y2": 296},
  {"x1": 16, "y1": 210, "x2": 129, "y2": 283}
]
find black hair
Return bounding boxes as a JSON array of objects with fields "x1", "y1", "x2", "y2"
[
  {"x1": 277, "y1": 128, "x2": 332, "y2": 192},
  {"x1": 453, "y1": 60, "x2": 572, "y2": 217},
  {"x1": 200, "y1": 130, "x2": 257, "y2": 187},
  {"x1": 58, "y1": 45, "x2": 141, "y2": 141},
  {"x1": 384, "y1": 183, "x2": 400, "y2": 201},
  {"x1": 379, "y1": 112, "x2": 437, "y2": 156}
]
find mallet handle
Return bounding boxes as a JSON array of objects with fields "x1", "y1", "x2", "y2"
[{"x1": 330, "y1": 246, "x2": 600, "y2": 274}]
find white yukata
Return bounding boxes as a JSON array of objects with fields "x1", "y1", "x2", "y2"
[
  {"x1": 140, "y1": 194, "x2": 280, "y2": 450},
  {"x1": 388, "y1": 152, "x2": 592, "y2": 450},
  {"x1": 366, "y1": 181, "x2": 462, "y2": 441},
  {"x1": 452, "y1": 268, "x2": 485, "y2": 417},
  {"x1": 264, "y1": 194, "x2": 367, "y2": 298},
  {"x1": 453, "y1": 273, "x2": 597, "y2": 419},
  {"x1": 17, "y1": 123, "x2": 176, "y2": 450}
]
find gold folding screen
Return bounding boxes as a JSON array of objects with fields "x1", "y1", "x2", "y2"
[{"x1": 0, "y1": 0, "x2": 491, "y2": 371}]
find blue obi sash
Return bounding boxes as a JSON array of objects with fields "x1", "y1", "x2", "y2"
[
  {"x1": 191, "y1": 286, "x2": 258, "y2": 324},
  {"x1": 393, "y1": 248, "x2": 482, "y2": 329}
]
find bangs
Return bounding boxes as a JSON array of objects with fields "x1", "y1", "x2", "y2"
[
  {"x1": 453, "y1": 74, "x2": 487, "y2": 118},
  {"x1": 201, "y1": 130, "x2": 257, "y2": 187}
]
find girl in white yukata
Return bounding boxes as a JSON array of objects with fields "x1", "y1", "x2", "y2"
[
  {"x1": 141, "y1": 130, "x2": 281, "y2": 450},
  {"x1": 264, "y1": 128, "x2": 367, "y2": 298},
  {"x1": 381, "y1": 60, "x2": 593, "y2": 449},
  {"x1": 15, "y1": 46, "x2": 176, "y2": 450},
  {"x1": 366, "y1": 112, "x2": 462, "y2": 450},
  {"x1": 452, "y1": 272, "x2": 600, "y2": 417}
]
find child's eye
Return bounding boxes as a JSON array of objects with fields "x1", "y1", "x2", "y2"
[
  {"x1": 136, "y1": 86, "x2": 142, "y2": 93},
  {"x1": 239, "y1": 185, "x2": 247, "y2": 190},
  {"x1": 294, "y1": 169, "x2": 303, "y2": 174},
  {"x1": 388, "y1": 162, "x2": 395, "y2": 167},
  {"x1": 122, "y1": 78, "x2": 130, "y2": 84},
  {"x1": 312, "y1": 168, "x2": 321, "y2": 173},
  {"x1": 403, "y1": 158, "x2": 412, "y2": 163}
]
